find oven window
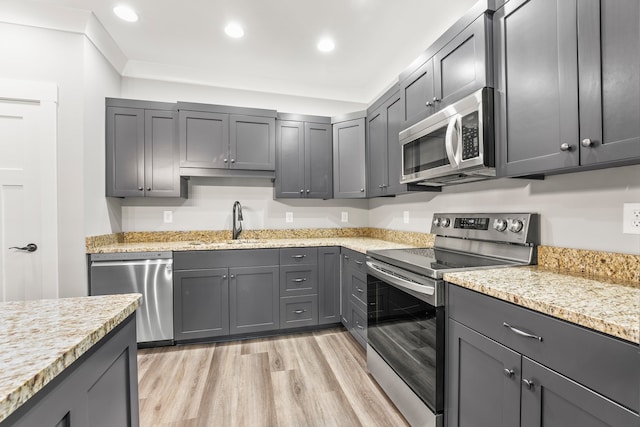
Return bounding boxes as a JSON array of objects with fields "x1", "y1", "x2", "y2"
[
  {"x1": 367, "y1": 275, "x2": 444, "y2": 413},
  {"x1": 403, "y1": 124, "x2": 449, "y2": 175}
]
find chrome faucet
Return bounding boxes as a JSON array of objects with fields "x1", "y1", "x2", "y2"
[{"x1": 232, "y1": 201, "x2": 243, "y2": 240}]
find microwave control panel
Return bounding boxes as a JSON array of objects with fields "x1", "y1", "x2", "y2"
[{"x1": 461, "y1": 112, "x2": 480, "y2": 160}]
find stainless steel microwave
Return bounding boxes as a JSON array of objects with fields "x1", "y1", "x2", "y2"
[{"x1": 399, "y1": 87, "x2": 495, "y2": 186}]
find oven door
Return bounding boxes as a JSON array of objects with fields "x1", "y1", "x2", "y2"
[{"x1": 366, "y1": 264, "x2": 445, "y2": 416}]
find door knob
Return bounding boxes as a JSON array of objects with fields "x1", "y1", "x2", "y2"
[
  {"x1": 560, "y1": 143, "x2": 574, "y2": 152},
  {"x1": 9, "y1": 243, "x2": 38, "y2": 252},
  {"x1": 581, "y1": 138, "x2": 594, "y2": 147}
]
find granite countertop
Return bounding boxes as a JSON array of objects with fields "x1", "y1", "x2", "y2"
[
  {"x1": 444, "y1": 266, "x2": 640, "y2": 344},
  {"x1": 87, "y1": 237, "x2": 416, "y2": 254},
  {"x1": 0, "y1": 294, "x2": 142, "y2": 423}
]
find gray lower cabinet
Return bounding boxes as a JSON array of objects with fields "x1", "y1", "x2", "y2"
[
  {"x1": 173, "y1": 268, "x2": 230, "y2": 341},
  {"x1": 3, "y1": 315, "x2": 139, "y2": 427},
  {"x1": 318, "y1": 247, "x2": 341, "y2": 325},
  {"x1": 279, "y1": 248, "x2": 318, "y2": 329},
  {"x1": 447, "y1": 284, "x2": 639, "y2": 427},
  {"x1": 106, "y1": 99, "x2": 186, "y2": 198},
  {"x1": 173, "y1": 249, "x2": 280, "y2": 341},
  {"x1": 229, "y1": 265, "x2": 280, "y2": 334},
  {"x1": 495, "y1": 0, "x2": 640, "y2": 177},
  {"x1": 178, "y1": 103, "x2": 277, "y2": 176},
  {"x1": 275, "y1": 116, "x2": 333, "y2": 199},
  {"x1": 340, "y1": 248, "x2": 367, "y2": 348},
  {"x1": 333, "y1": 118, "x2": 367, "y2": 199}
]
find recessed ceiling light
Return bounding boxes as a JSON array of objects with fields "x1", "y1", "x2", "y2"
[
  {"x1": 317, "y1": 38, "x2": 335, "y2": 53},
  {"x1": 225, "y1": 23, "x2": 244, "y2": 39},
  {"x1": 113, "y1": 5, "x2": 138, "y2": 22}
]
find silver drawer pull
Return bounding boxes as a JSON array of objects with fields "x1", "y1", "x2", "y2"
[
  {"x1": 291, "y1": 254, "x2": 306, "y2": 259},
  {"x1": 354, "y1": 260, "x2": 363, "y2": 266},
  {"x1": 355, "y1": 286, "x2": 364, "y2": 293},
  {"x1": 522, "y1": 378, "x2": 534, "y2": 390},
  {"x1": 503, "y1": 322, "x2": 543, "y2": 341},
  {"x1": 292, "y1": 278, "x2": 307, "y2": 283},
  {"x1": 355, "y1": 322, "x2": 364, "y2": 330},
  {"x1": 294, "y1": 309, "x2": 307, "y2": 314}
]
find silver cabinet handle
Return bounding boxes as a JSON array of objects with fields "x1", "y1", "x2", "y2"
[
  {"x1": 146, "y1": 187, "x2": 151, "y2": 191},
  {"x1": 230, "y1": 274, "x2": 235, "y2": 279},
  {"x1": 433, "y1": 97, "x2": 441, "y2": 103},
  {"x1": 503, "y1": 322, "x2": 543, "y2": 341},
  {"x1": 300, "y1": 189, "x2": 304, "y2": 193},
  {"x1": 344, "y1": 255, "x2": 349, "y2": 260},
  {"x1": 425, "y1": 101, "x2": 433, "y2": 107},
  {"x1": 504, "y1": 369, "x2": 514, "y2": 378},
  {"x1": 581, "y1": 138, "x2": 594, "y2": 147},
  {"x1": 355, "y1": 286, "x2": 364, "y2": 293},
  {"x1": 294, "y1": 309, "x2": 307, "y2": 314},
  {"x1": 360, "y1": 188, "x2": 365, "y2": 192},
  {"x1": 231, "y1": 159, "x2": 235, "y2": 163},
  {"x1": 355, "y1": 322, "x2": 364, "y2": 330},
  {"x1": 522, "y1": 379, "x2": 534, "y2": 389},
  {"x1": 291, "y1": 254, "x2": 306, "y2": 259},
  {"x1": 224, "y1": 158, "x2": 228, "y2": 163},
  {"x1": 138, "y1": 187, "x2": 143, "y2": 191},
  {"x1": 291, "y1": 278, "x2": 306, "y2": 283},
  {"x1": 306, "y1": 189, "x2": 310, "y2": 193},
  {"x1": 9, "y1": 243, "x2": 38, "y2": 252},
  {"x1": 223, "y1": 275, "x2": 227, "y2": 279},
  {"x1": 560, "y1": 143, "x2": 574, "y2": 152},
  {"x1": 354, "y1": 260, "x2": 363, "y2": 266}
]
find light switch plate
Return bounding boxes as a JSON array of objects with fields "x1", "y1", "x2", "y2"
[
  {"x1": 163, "y1": 211, "x2": 173, "y2": 223},
  {"x1": 341, "y1": 211, "x2": 348, "y2": 223},
  {"x1": 403, "y1": 211, "x2": 410, "y2": 224},
  {"x1": 286, "y1": 212, "x2": 294, "y2": 223},
  {"x1": 623, "y1": 203, "x2": 640, "y2": 234}
]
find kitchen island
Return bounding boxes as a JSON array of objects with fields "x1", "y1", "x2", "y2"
[{"x1": 0, "y1": 293, "x2": 141, "y2": 426}]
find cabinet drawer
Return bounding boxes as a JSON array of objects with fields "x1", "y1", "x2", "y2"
[
  {"x1": 350, "y1": 304, "x2": 367, "y2": 348},
  {"x1": 349, "y1": 269, "x2": 367, "y2": 309},
  {"x1": 448, "y1": 284, "x2": 639, "y2": 412},
  {"x1": 280, "y1": 247, "x2": 318, "y2": 265},
  {"x1": 280, "y1": 295, "x2": 318, "y2": 329},
  {"x1": 280, "y1": 265, "x2": 318, "y2": 296},
  {"x1": 174, "y1": 249, "x2": 279, "y2": 270},
  {"x1": 343, "y1": 249, "x2": 366, "y2": 273}
]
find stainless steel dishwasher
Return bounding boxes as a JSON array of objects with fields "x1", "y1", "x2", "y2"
[{"x1": 89, "y1": 251, "x2": 174, "y2": 345}]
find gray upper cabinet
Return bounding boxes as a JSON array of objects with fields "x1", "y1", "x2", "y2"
[
  {"x1": 333, "y1": 117, "x2": 366, "y2": 199},
  {"x1": 399, "y1": 12, "x2": 493, "y2": 130},
  {"x1": 106, "y1": 99, "x2": 186, "y2": 198},
  {"x1": 275, "y1": 115, "x2": 332, "y2": 199},
  {"x1": 496, "y1": 0, "x2": 640, "y2": 177},
  {"x1": 178, "y1": 102, "x2": 277, "y2": 177}
]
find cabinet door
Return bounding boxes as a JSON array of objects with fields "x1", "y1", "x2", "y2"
[
  {"x1": 520, "y1": 357, "x2": 638, "y2": 427},
  {"x1": 400, "y1": 58, "x2": 435, "y2": 128},
  {"x1": 275, "y1": 120, "x2": 305, "y2": 198},
  {"x1": 318, "y1": 247, "x2": 341, "y2": 325},
  {"x1": 144, "y1": 109, "x2": 182, "y2": 197},
  {"x1": 578, "y1": 0, "x2": 640, "y2": 166},
  {"x1": 385, "y1": 94, "x2": 406, "y2": 195},
  {"x1": 173, "y1": 269, "x2": 230, "y2": 341},
  {"x1": 305, "y1": 122, "x2": 333, "y2": 199},
  {"x1": 447, "y1": 320, "x2": 521, "y2": 427},
  {"x1": 433, "y1": 14, "x2": 490, "y2": 108},
  {"x1": 367, "y1": 107, "x2": 388, "y2": 197},
  {"x1": 340, "y1": 252, "x2": 352, "y2": 328},
  {"x1": 106, "y1": 106, "x2": 144, "y2": 197},
  {"x1": 333, "y1": 118, "x2": 366, "y2": 198},
  {"x1": 495, "y1": 0, "x2": 580, "y2": 177},
  {"x1": 229, "y1": 265, "x2": 279, "y2": 334},
  {"x1": 179, "y1": 110, "x2": 229, "y2": 169},
  {"x1": 230, "y1": 115, "x2": 275, "y2": 171}
]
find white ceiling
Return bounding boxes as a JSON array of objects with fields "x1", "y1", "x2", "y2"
[{"x1": 32, "y1": 0, "x2": 477, "y2": 104}]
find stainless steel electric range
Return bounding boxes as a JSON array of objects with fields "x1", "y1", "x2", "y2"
[{"x1": 366, "y1": 213, "x2": 539, "y2": 427}]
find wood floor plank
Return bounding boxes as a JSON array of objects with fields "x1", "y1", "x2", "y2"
[{"x1": 138, "y1": 328, "x2": 408, "y2": 427}]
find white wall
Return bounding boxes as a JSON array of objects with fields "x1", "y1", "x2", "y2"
[
  {"x1": 121, "y1": 177, "x2": 368, "y2": 231},
  {"x1": 369, "y1": 164, "x2": 640, "y2": 255},
  {"x1": 121, "y1": 77, "x2": 367, "y2": 117}
]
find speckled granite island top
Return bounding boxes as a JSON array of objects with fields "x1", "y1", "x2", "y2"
[
  {"x1": 87, "y1": 237, "x2": 417, "y2": 254},
  {"x1": 0, "y1": 294, "x2": 142, "y2": 423},
  {"x1": 444, "y1": 267, "x2": 640, "y2": 344}
]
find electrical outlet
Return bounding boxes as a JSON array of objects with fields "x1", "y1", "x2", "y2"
[
  {"x1": 403, "y1": 211, "x2": 410, "y2": 224},
  {"x1": 341, "y1": 211, "x2": 348, "y2": 223},
  {"x1": 163, "y1": 210, "x2": 173, "y2": 223},
  {"x1": 286, "y1": 212, "x2": 294, "y2": 223},
  {"x1": 622, "y1": 203, "x2": 640, "y2": 234}
]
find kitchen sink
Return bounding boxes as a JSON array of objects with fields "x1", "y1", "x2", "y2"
[{"x1": 224, "y1": 239, "x2": 261, "y2": 244}]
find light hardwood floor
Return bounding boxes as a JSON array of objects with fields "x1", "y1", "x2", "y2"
[{"x1": 137, "y1": 328, "x2": 409, "y2": 427}]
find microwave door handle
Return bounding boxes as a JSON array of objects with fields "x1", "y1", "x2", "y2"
[{"x1": 445, "y1": 115, "x2": 460, "y2": 167}]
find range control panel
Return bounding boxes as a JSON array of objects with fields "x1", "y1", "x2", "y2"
[{"x1": 431, "y1": 213, "x2": 539, "y2": 245}]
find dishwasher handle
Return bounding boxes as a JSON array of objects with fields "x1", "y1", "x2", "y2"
[{"x1": 90, "y1": 259, "x2": 173, "y2": 275}]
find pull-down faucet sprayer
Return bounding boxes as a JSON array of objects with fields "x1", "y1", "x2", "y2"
[{"x1": 232, "y1": 201, "x2": 243, "y2": 240}]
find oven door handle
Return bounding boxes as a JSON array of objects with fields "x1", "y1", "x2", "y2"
[{"x1": 366, "y1": 261, "x2": 435, "y2": 296}]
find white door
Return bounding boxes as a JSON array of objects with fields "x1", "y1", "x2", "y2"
[{"x1": 0, "y1": 80, "x2": 58, "y2": 301}]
